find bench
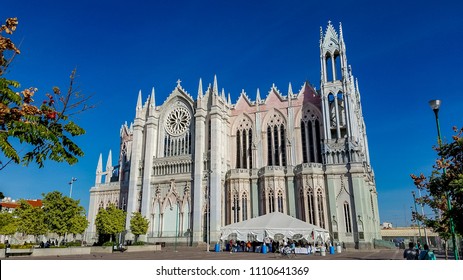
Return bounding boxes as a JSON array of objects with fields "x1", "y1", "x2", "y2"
[
  {"x1": 155, "y1": 242, "x2": 166, "y2": 247},
  {"x1": 5, "y1": 248, "x2": 34, "y2": 257}
]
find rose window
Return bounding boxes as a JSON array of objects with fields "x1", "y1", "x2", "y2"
[{"x1": 165, "y1": 107, "x2": 191, "y2": 136}]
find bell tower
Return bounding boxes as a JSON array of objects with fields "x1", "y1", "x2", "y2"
[
  {"x1": 320, "y1": 21, "x2": 370, "y2": 165},
  {"x1": 320, "y1": 21, "x2": 381, "y2": 249}
]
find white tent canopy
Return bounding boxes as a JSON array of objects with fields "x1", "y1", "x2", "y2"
[{"x1": 220, "y1": 212, "x2": 330, "y2": 243}]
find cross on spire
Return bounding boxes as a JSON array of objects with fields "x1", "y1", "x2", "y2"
[{"x1": 176, "y1": 79, "x2": 182, "y2": 87}]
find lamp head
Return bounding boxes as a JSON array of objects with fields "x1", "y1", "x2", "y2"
[{"x1": 429, "y1": 99, "x2": 441, "y2": 111}]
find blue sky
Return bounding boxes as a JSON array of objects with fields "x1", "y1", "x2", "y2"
[{"x1": 1, "y1": 0, "x2": 462, "y2": 227}]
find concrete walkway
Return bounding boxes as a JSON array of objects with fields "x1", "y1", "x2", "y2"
[{"x1": 4, "y1": 246, "x2": 407, "y2": 260}]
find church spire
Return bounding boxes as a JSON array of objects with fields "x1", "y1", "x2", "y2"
[
  {"x1": 221, "y1": 88, "x2": 226, "y2": 100},
  {"x1": 136, "y1": 90, "x2": 142, "y2": 110},
  {"x1": 95, "y1": 153, "x2": 103, "y2": 185},
  {"x1": 106, "y1": 150, "x2": 112, "y2": 170},
  {"x1": 149, "y1": 87, "x2": 156, "y2": 116},
  {"x1": 150, "y1": 87, "x2": 156, "y2": 107},
  {"x1": 96, "y1": 153, "x2": 102, "y2": 173},
  {"x1": 213, "y1": 75, "x2": 218, "y2": 95},
  {"x1": 339, "y1": 22, "x2": 344, "y2": 43},
  {"x1": 105, "y1": 150, "x2": 113, "y2": 183},
  {"x1": 197, "y1": 78, "x2": 203, "y2": 99}
]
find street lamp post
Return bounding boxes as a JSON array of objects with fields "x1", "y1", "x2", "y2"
[
  {"x1": 69, "y1": 177, "x2": 77, "y2": 198},
  {"x1": 411, "y1": 191, "x2": 422, "y2": 244},
  {"x1": 429, "y1": 99, "x2": 459, "y2": 260}
]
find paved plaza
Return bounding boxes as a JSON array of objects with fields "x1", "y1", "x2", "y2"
[{"x1": 2, "y1": 246, "x2": 411, "y2": 260}]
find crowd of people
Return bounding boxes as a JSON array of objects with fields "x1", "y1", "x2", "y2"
[
  {"x1": 403, "y1": 242, "x2": 436, "y2": 260},
  {"x1": 227, "y1": 238, "x2": 332, "y2": 254}
]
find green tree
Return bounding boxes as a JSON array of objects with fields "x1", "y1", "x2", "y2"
[
  {"x1": 68, "y1": 215, "x2": 89, "y2": 236},
  {"x1": 0, "y1": 17, "x2": 94, "y2": 170},
  {"x1": 0, "y1": 211, "x2": 17, "y2": 237},
  {"x1": 95, "y1": 204, "x2": 126, "y2": 242},
  {"x1": 14, "y1": 199, "x2": 47, "y2": 241},
  {"x1": 0, "y1": 191, "x2": 4, "y2": 199},
  {"x1": 411, "y1": 126, "x2": 463, "y2": 256},
  {"x1": 42, "y1": 191, "x2": 88, "y2": 241},
  {"x1": 130, "y1": 212, "x2": 149, "y2": 242}
]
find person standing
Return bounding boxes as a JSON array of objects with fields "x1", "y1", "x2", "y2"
[
  {"x1": 419, "y1": 244, "x2": 436, "y2": 260},
  {"x1": 404, "y1": 242, "x2": 419, "y2": 260}
]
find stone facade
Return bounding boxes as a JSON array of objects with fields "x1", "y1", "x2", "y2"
[{"x1": 86, "y1": 22, "x2": 381, "y2": 249}]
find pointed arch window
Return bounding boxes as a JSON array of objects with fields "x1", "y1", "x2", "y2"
[
  {"x1": 266, "y1": 113, "x2": 286, "y2": 166},
  {"x1": 324, "y1": 51, "x2": 341, "y2": 82},
  {"x1": 277, "y1": 190, "x2": 284, "y2": 213},
  {"x1": 232, "y1": 192, "x2": 240, "y2": 223},
  {"x1": 343, "y1": 201, "x2": 352, "y2": 233},
  {"x1": 317, "y1": 189, "x2": 325, "y2": 228},
  {"x1": 328, "y1": 93, "x2": 337, "y2": 136},
  {"x1": 337, "y1": 92, "x2": 347, "y2": 138},
  {"x1": 325, "y1": 53, "x2": 334, "y2": 82},
  {"x1": 334, "y1": 51, "x2": 342, "y2": 82},
  {"x1": 327, "y1": 91, "x2": 347, "y2": 140},
  {"x1": 249, "y1": 129, "x2": 253, "y2": 169},
  {"x1": 267, "y1": 126, "x2": 273, "y2": 165},
  {"x1": 207, "y1": 119, "x2": 211, "y2": 151},
  {"x1": 235, "y1": 117, "x2": 253, "y2": 169},
  {"x1": 301, "y1": 109, "x2": 322, "y2": 163},
  {"x1": 267, "y1": 189, "x2": 275, "y2": 213},
  {"x1": 307, "y1": 189, "x2": 315, "y2": 224},
  {"x1": 236, "y1": 130, "x2": 241, "y2": 168},
  {"x1": 337, "y1": 92, "x2": 346, "y2": 127},
  {"x1": 299, "y1": 189, "x2": 305, "y2": 221},
  {"x1": 241, "y1": 192, "x2": 248, "y2": 221}
]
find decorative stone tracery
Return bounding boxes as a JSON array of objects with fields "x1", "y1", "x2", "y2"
[{"x1": 165, "y1": 106, "x2": 191, "y2": 136}]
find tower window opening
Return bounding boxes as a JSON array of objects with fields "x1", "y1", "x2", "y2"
[
  {"x1": 344, "y1": 201, "x2": 352, "y2": 233},
  {"x1": 325, "y1": 53, "x2": 334, "y2": 82},
  {"x1": 317, "y1": 189, "x2": 325, "y2": 228},
  {"x1": 334, "y1": 52, "x2": 342, "y2": 81}
]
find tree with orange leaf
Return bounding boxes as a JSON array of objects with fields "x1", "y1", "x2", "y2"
[
  {"x1": 411, "y1": 126, "x2": 463, "y2": 257},
  {"x1": 0, "y1": 17, "x2": 94, "y2": 170}
]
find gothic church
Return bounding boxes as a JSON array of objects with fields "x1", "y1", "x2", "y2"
[{"x1": 86, "y1": 22, "x2": 381, "y2": 249}]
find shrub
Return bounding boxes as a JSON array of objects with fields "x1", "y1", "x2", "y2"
[
  {"x1": 10, "y1": 244, "x2": 34, "y2": 249},
  {"x1": 66, "y1": 241, "x2": 82, "y2": 247},
  {"x1": 102, "y1": 241, "x2": 115, "y2": 247},
  {"x1": 131, "y1": 241, "x2": 145, "y2": 246}
]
